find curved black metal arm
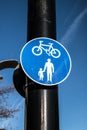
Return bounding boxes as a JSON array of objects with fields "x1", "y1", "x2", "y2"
[
  {"x1": 13, "y1": 64, "x2": 26, "y2": 97},
  {"x1": 0, "y1": 59, "x2": 18, "y2": 81},
  {"x1": 0, "y1": 60, "x2": 18, "y2": 70},
  {"x1": 0, "y1": 59, "x2": 26, "y2": 97}
]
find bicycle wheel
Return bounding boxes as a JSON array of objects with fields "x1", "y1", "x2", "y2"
[
  {"x1": 32, "y1": 46, "x2": 42, "y2": 56},
  {"x1": 51, "y1": 49, "x2": 61, "y2": 58}
]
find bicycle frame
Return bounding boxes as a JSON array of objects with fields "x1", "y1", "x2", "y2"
[
  {"x1": 39, "y1": 42, "x2": 53, "y2": 53},
  {"x1": 32, "y1": 40, "x2": 61, "y2": 58}
]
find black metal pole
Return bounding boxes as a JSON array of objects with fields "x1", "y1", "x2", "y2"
[{"x1": 24, "y1": 0, "x2": 59, "y2": 130}]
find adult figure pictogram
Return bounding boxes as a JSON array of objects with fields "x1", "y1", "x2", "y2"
[{"x1": 43, "y1": 59, "x2": 54, "y2": 82}]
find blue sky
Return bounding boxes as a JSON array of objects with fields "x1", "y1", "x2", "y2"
[{"x1": 0, "y1": 0, "x2": 87, "y2": 130}]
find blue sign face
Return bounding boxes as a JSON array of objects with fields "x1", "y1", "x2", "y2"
[{"x1": 20, "y1": 37, "x2": 72, "y2": 86}]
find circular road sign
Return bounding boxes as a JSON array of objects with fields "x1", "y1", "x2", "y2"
[{"x1": 20, "y1": 37, "x2": 72, "y2": 86}]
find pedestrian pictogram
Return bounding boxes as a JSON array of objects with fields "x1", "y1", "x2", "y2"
[
  {"x1": 20, "y1": 37, "x2": 72, "y2": 86},
  {"x1": 38, "y1": 58, "x2": 54, "y2": 82}
]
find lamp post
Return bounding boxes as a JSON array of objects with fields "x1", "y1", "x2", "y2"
[
  {"x1": 13, "y1": 0, "x2": 59, "y2": 130},
  {"x1": 17, "y1": 0, "x2": 59, "y2": 130},
  {"x1": 25, "y1": 1, "x2": 59, "y2": 129}
]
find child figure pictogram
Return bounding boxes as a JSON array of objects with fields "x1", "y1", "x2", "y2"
[{"x1": 38, "y1": 68, "x2": 44, "y2": 81}]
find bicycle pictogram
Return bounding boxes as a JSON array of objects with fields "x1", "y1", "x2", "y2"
[{"x1": 32, "y1": 40, "x2": 61, "y2": 58}]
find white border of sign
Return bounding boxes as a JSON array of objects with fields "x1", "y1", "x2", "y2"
[{"x1": 20, "y1": 37, "x2": 72, "y2": 86}]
